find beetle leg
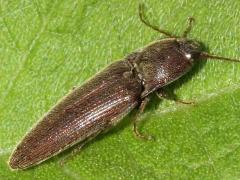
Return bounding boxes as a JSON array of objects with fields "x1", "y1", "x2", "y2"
[
  {"x1": 156, "y1": 89, "x2": 195, "y2": 105},
  {"x1": 182, "y1": 17, "x2": 195, "y2": 38},
  {"x1": 133, "y1": 96, "x2": 154, "y2": 141},
  {"x1": 59, "y1": 131, "x2": 101, "y2": 166}
]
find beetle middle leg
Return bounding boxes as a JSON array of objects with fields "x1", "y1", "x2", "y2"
[
  {"x1": 133, "y1": 96, "x2": 154, "y2": 141},
  {"x1": 59, "y1": 131, "x2": 101, "y2": 166},
  {"x1": 156, "y1": 89, "x2": 195, "y2": 105}
]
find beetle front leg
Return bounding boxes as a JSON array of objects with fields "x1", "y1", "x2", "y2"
[
  {"x1": 133, "y1": 96, "x2": 154, "y2": 141},
  {"x1": 156, "y1": 89, "x2": 195, "y2": 105}
]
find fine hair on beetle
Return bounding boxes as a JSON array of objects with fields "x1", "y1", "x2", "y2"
[{"x1": 8, "y1": 3, "x2": 240, "y2": 170}]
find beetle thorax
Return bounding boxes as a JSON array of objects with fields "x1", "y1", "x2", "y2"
[{"x1": 132, "y1": 39, "x2": 197, "y2": 98}]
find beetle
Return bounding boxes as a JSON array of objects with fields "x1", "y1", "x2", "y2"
[{"x1": 9, "y1": 4, "x2": 240, "y2": 170}]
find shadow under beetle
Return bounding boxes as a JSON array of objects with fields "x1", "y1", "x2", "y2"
[{"x1": 9, "y1": 3, "x2": 240, "y2": 170}]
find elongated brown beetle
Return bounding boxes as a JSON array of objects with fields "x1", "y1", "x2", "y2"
[{"x1": 9, "y1": 4, "x2": 240, "y2": 170}]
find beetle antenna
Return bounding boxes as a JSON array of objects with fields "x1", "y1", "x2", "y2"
[
  {"x1": 139, "y1": 3, "x2": 177, "y2": 38},
  {"x1": 200, "y1": 52, "x2": 240, "y2": 63}
]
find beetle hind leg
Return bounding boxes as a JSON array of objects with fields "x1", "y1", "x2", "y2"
[
  {"x1": 133, "y1": 96, "x2": 154, "y2": 141},
  {"x1": 59, "y1": 131, "x2": 101, "y2": 166}
]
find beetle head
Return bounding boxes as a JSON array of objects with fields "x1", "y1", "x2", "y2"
[
  {"x1": 178, "y1": 38, "x2": 240, "y2": 63},
  {"x1": 177, "y1": 38, "x2": 203, "y2": 61}
]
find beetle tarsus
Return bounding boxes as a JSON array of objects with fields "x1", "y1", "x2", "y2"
[
  {"x1": 133, "y1": 126, "x2": 154, "y2": 141},
  {"x1": 175, "y1": 99, "x2": 195, "y2": 105},
  {"x1": 182, "y1": 17, "x2": 195, "y2": 38}
]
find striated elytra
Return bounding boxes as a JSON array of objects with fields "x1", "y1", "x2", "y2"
[{"x1": 9, "y1": 4, "x2": 240, "y2": 170}]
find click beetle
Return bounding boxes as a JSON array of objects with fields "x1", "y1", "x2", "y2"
[{"x1": 9, "y1": 4, "x2": 240, "y2": 170}]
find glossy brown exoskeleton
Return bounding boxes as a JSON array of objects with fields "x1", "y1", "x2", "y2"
[{"x1": 9, "y1": 4, "x2": 240, "y2": 170}]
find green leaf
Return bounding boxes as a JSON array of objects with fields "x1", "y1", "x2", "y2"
[{"x1": 1, "y1": 0, "x2": 240, "y2": 179}]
